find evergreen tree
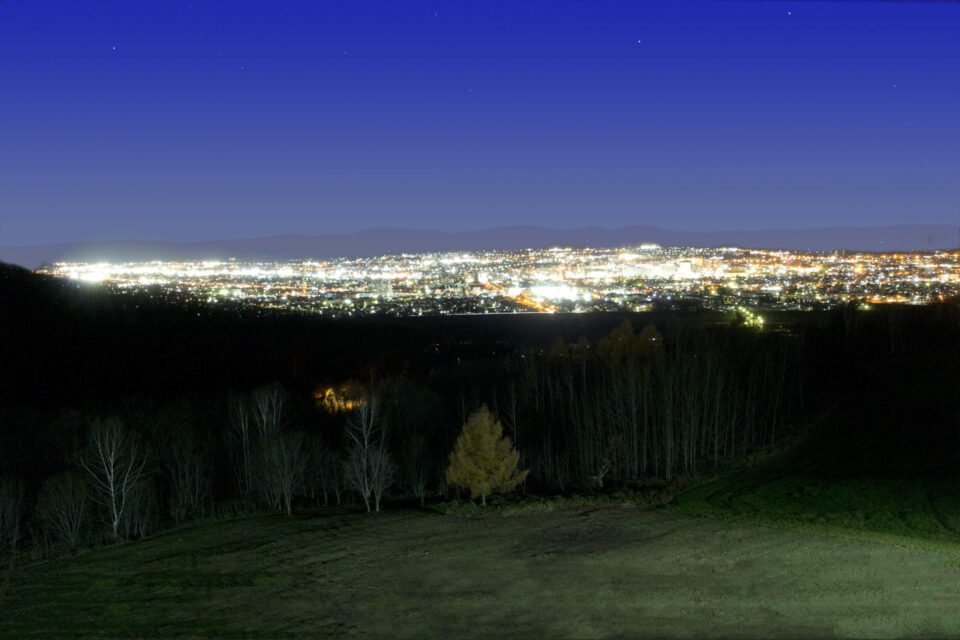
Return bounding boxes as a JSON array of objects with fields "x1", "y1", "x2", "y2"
[{"x1": 445, "y1": 405, "x2": 528, "y2": 505}]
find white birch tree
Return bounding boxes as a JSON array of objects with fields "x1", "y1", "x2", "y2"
[
  {"x1": 81, "y1": 418, "x2": 147, "y2": 541},
  {"x1": 343, "y1": 397, "x2": 394, "y2": 512}
]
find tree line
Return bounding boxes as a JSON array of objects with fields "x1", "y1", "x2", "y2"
[
  {"x1": 5, "y1": 301, "x2": 960, "y2": 565},
  {"x1": 0, "y1": 317, "x2": 808, "y2": 562}
]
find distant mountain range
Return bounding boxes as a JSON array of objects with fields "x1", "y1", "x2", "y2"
[{"x1": 2, "y1": 224, "x2": 958, "y2": 269}]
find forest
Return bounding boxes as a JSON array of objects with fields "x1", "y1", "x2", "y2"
[{"x1": 1, "y1": 261, "x2": 959, "y2": 560}]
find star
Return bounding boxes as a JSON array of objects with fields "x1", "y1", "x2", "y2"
[{"x1": 111, "y1": 45, "x2": 117, "y2": 51}]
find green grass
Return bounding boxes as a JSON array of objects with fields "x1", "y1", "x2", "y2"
[
  {"x1": 3, "y1": 500, "x2": 960, "y2": 639},
  {"x1": 669, "y1": 446, "x2": 960, "y2": 559}
]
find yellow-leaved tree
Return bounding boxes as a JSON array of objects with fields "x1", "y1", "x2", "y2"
[{"x1": 445, "y1": 405, "x2": 528, "y2": 505}]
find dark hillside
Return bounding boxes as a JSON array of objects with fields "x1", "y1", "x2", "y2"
[{"x1": 796, "y1": 304, "x2": 960, "y2": 476}]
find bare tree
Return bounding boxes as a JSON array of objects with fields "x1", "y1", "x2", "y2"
[
  {"x1": 252, "y1": 383, "x2": 287, "y2": 441},
  {"x1": 124, "y1": 478, "x2": 157, "y2": 540},
  {"x1": 344, "y1": 399, "x2": 377, "y2": 511},
  {"x1": 344, "y1": 397, "x2": 394, "y2": 512},
  {"x1": 590, "y1": 462, "x2": 610, "y2": 489},
  {"x1": 228, "y1": 392, "x2": 254, "y2": 495},
  {"x1": 405, "y1": 435, "x2": 429, "y2": 506},
  {"x1": 166, "y1": 428, "x2": 211, "y2": 524},
  {"x1": 309, "y1": 441, "x2": 345, "y2": 506},
  {"x1": 258, "y1": 431, "x2": 307, "y2": 516},
  {"x1": 369, "y1": 448, "x2": 396, "y2": 513},
  {"x1": 36, "y1": 472, "x2": 88, "y2": 553},
  {"x1": 81, "y1": 418, "x2": 147, "y2": 541},
  {"x1": 344, "y1": 447, "x2": 371, "y2": 512},
  {"x1": 328, "y1": 450, "x2": 347, "y2": 506},
  {"x1": 240, "y1": 384, "x2": 306, "y2": 515}
]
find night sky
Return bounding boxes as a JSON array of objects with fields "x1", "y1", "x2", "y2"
[{"x1": 1, "y1": 0, "x2": 958, "y2": 246}]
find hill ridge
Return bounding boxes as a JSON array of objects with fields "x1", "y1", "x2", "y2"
[{"x1": 1, "y1": 223, "x2": 957, "y2": 269}]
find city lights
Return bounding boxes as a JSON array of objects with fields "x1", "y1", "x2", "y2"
[{"x1": 39, "y1": 245, "x2": 960, "y2": 317}]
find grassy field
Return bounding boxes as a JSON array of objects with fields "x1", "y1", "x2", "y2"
[
  {"x1": 670, "y1": 446, "x2": 960, "y2": 558},
  {"x1": 3, "y1": 500, "x2": 960, "y2": 639}
]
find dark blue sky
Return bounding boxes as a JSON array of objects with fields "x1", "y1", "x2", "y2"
[{"x1": 1, "y1": 0, "x2": 958, "y2": 245}]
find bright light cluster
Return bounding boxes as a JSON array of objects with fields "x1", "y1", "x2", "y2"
[{"x1": 39, "y1": 244, "x2": 960, "y2": 317}]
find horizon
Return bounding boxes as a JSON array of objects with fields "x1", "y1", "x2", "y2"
[
  {"x1": 4, "y1": 221, "x2": 959, "y2": 248},
  {"x1": 2, "y1": 0, "x2": 959, "y2": 245},
  {"x1": 4, "y1": 222, "x2": 960, "y2": 270}
]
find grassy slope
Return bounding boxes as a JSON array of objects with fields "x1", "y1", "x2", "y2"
[
  {"x1": 669, "y1": 443, "x2": 960, "y2": 559},
  {"x1": 3, "y1": 505, "x2": 960, "y2": 639}
]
